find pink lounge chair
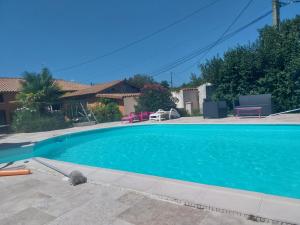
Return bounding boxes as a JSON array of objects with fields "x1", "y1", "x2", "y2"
[
  {"x1": 139, "y1": 112, "x2": 152, "y2": 121},
  {"x1": 121, "y1": 112, "x2": 139, "y2": 123}
]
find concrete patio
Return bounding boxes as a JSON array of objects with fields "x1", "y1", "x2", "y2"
[{"x1": 0, "y1": 159, "x2": 270, "y2": 225}]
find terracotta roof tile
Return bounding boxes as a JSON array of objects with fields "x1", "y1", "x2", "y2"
[
  {"x1": 0, "y1": 77, "x2": 22, "y2": 92},
  {"x1": 0, "y1": 77, "x2": 89, "y2": 93},
  {"x1": 61, "y1": 80, "x2": 123, "y2": 98},
  {"x1": 54, "y1": 79, "x2": 90, "y2": 92}
]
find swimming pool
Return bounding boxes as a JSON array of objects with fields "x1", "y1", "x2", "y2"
[{"x1": 1, "y1": 124, "x2": 300, "y2": 199}]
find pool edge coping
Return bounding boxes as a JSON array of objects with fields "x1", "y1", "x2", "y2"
[
  {"x1": 2, "y1": 119, "x2": 300, "y2": 146},
  {"x1": 32, "y1": 157, "x2": 300, "y2": 225}
]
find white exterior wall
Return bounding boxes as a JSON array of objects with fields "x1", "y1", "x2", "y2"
[
  {"x1": 198, "y1": 83, "x2": 212, "y2": 113},
  {"x1": 171, "y1": 90, "x2": 184, "y2": 109}
]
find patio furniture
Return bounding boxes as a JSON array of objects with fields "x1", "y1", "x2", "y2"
[
  {"x1": 121, "y1": 113, "x2": 139, "y2": 123},
  {"x1": 149, "y1": 109, "x2": 167, "y2": 122},
  {"x1": 235, "y1": 94, "x2": 272, "y2": 116},
  {"x1": 235, "y1": 106, "x2": 262, "y2": 118},
  {"x1": 149, "y1": 109, "x2": 181, "y2": 121},
  {"x1": 139, "y1": 112, "x2": 152, "y2": 121},
  {"x1": 203, "y1": 101, "x2": 227, "y2": 119}
]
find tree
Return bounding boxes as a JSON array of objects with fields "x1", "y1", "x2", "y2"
[
  {"x1": 195, "y1": 15, "x2": 300, "y2": 112},
  {"x1": 160, "y1": 80, "x2": 170, "y2": 88},
  {"x1": 12, "y1": 68, "x2": 70, "y2": 132},
  {"x1": 182, "y1": 73, "x2": 205, "y2": 88},
  {"x1": 127, "y1": 74, "x2": 156, "y2": 89},
  {"x1": 135, "y1": 84, "x2": 176, "y2": 112},
  {"x1": 17, "y1": 68, "x2": 62, "y2": 110}
]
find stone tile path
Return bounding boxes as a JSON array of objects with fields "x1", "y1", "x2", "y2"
[{"x1": 0, "y1": 159, "x2": 268, "y2": 225}]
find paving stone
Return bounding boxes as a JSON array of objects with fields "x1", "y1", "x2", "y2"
[
  {"x1": 112, "y1": 174, "x2": 160, "y2": 192},
  {"x1": 148, "y1": 180, "x2": 207, "y2": 203},
  {"x1": 0, "y1": 176, "x2": 44, "y2": 189},
  {"x1": 257, "y1": 196, "x2": 300, "y2": 224},
  {"x1": 117, "y1": 192, "x2": 146, "y2": 205},
  {"x1": 88, "y1": 169, "x2": 126, "y2": 184},
  {"x1": 0, "y1": 159, "x2": 273, "y2": 225},
  {"x1": 118, "y1": 197, "x2": 208, "y2": 225},
  {"x1": 0, "y1": 178, "x2": 45, "y2": 202},
  {"x1": 34, "y1": 178, "x2": 91, "y2": 199},
  {"x1": 112, "y1": 218, "x2": 136, "y2": 225},
  {"x1": 0, "y1": 207, "x2": 55, "y2": 225},
  {"x1": 0, "y1": 191, "x2": 52, "y2": 218},
  {"x1": 199, "y1": 212, "x2": 267, "y2": 225},
  {"x1": 46, "y1": 195, "x2": 130, "y2": 225},
  {"x1": 201, "y1": 188, "x2": 262, "y2": 215},
  {"x1": 36, "y1": 187, "x2": 97, "y2": 217}
]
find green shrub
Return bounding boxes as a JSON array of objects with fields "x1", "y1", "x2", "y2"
[
  {"x1": 92, "y1": 102, "x2": 122, "y2": 123},
  {"x1": 135, "y1": 84, "x2": 176, "y2": 112},
  {"x1": 12, "y1": 107, "x2": 71, "y2": 132}
]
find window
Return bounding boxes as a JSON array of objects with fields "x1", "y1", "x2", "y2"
[{"x1": 0, "y1": 94, "x2": 4, "y2": 102}]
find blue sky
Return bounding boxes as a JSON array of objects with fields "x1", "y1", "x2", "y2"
[{"x1": 0, "y1": 0, "x2": 299, "y2": 86}]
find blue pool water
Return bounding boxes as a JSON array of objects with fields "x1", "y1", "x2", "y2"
[{"x1": 1, "y1": 124, "x2": 300, "y2": 199}]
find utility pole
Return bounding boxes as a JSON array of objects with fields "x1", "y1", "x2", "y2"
[
  {"x1": 170, "y1": 72, "x2": 173, "y2": 88},
  {"x1": 272, "y1": 0, "x2": 280, "y2": 29}
]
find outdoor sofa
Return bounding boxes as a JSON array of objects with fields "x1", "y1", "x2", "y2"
[{"x1": 235, "y1": 94, "x2": 272, "y2": 116}]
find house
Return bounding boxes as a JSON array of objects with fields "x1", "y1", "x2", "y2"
[
  {"x1": 171, "y1": 83, "x2": 214, "y2": 115},
  {"x1": 0, "y1": 77, "x2": 90, "y2": 126},
  {"x1": 60, "y1": 80, "x2": 140, "y2": 117},
  {"x1": 172, "y1": 88, "x2": 200, "y2": 115}
]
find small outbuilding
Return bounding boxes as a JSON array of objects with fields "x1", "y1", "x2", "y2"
[{"x1": 171, "y1": 83, "x2": 214, "y2": 115}]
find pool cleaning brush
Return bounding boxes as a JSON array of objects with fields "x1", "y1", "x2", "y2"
[
  {"x1": 69, "y1": 170, "x2": 87, "y2": 186},
  {"x1": 33, "y1": 158, "x2": 87, "y2": 186}
]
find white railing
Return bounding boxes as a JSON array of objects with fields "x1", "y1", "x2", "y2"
[{"x1": 267, "y1": 108, "x2": 300, "y2": 117}]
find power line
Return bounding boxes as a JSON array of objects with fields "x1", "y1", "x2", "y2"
[
  {"x1": 281, "y1": 0, "x2": 300, "y2": 5},
  {"x1": 168, "y1": 0, "x2": 254, "y2": 78},
  {"x1": 151, "y1": 0, "x2": 298, "y2": 77},
  {"x1": 195, "y1": 0, "x2": 254, "y2": 66},
  {"x1": 170, "y1": 4, "x2": 274, "y2": 77},
  {"x1": 150, "y1": 9, "x2": 273, "y2": 77},
  {"x1": 112, "y1": 22, "x2": 226, "y2": 79},
  {"x1": 53, "y1": 0, "x2": 223, "y2": 73}
]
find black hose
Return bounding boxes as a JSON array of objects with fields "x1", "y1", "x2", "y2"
[
  {"x1": 33, "y1": 158, "x2": 69, "y2": 177},
  {"x1": 0, "y1": 165, "x2": 26, "y2": 171},
  {"x1": 0, "y1": 162, "x2": 13, "y2": 170}
]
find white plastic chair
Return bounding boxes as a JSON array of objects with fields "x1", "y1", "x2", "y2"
[{"x1": 149, "y1": 109, "x2": 167, "y2": 121}]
